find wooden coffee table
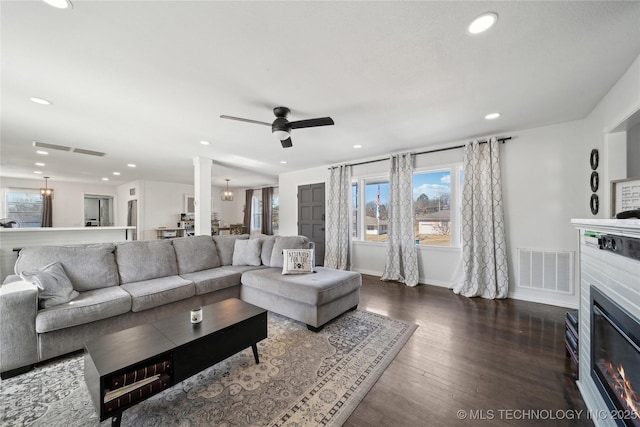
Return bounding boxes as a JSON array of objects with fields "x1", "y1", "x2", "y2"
[{"x1": 84, "y1": 298, "x2": 267, "y2": 426}]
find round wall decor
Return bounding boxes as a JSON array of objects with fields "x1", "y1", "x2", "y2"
[
  {"x1": 590, "y1": 171, "x2": 599, "y2": 192},
  {"x1": 590, "y1": 194, "x2": 599, "y2": 215},
  {"x1": 590, "y1": 149, "x2": 599, "y2": 170}
]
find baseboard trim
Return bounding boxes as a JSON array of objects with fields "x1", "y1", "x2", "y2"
[{"x1": 353, "y1": 268, "x2": 578, "y2": 308}]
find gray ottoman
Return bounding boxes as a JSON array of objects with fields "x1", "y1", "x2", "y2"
[{"x1": 240, "y1": 267, "x2": 362, "y2": 331}]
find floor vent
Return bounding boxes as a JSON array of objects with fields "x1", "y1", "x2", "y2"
[{"x1": 517, "y1": 249, "x2": 574, "y2": 294}]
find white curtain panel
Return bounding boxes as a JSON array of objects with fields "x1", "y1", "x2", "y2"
[
  {"x1": 454, "y1": 138, "x2": 509, "y2": 299},
  {"x1": 325, "y1": 164, "x2": 351, "y2": 270},
  {"x1": 381, "y1": 153, "x2": 419, "y2": 287}
]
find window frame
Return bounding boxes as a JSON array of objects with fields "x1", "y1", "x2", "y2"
[
  {"x1": 3, "y1": 187, "x2": 43, "y2": 228},
  {"x1": 412, "y1": 163, "x2": 463, "y2": 248},
  {"x1": 351, "y1": 163, "x2": 463, "y2": 247}
]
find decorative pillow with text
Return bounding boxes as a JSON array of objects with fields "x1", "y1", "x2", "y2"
[{"x1": 282, "y1": 249, "x2": 314, "y2": 275}]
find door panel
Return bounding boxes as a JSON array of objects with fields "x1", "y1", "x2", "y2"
[{"x1": 298, "y1": 183, "x2": 325, "y2": 266}]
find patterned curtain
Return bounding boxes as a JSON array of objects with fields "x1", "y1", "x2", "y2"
[
  {"x1": 261, "y1": 187, "x2": 273, "y2": 235},
  {"x1": 243, "y1": 189, "x2": 253, "y2": 230},
  {"x1": 324, "y1": 164, "x2": 351, "y2": 270},
  {"x1": 454, "y1": 138, "x2": 508, "y2": 299},
  {"x1": 381, "y1": 153, "x2": 419, "y2": 286},
  {"x1": 41, "y1": 193, "x2": 53, "y2": 227}
]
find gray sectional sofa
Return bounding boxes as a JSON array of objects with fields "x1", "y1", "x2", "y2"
[{"x1": 0, "y1": 234, "x2": 361, "y2": 378}]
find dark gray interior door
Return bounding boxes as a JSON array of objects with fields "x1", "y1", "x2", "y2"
[{"x1": 298, "y1": 183, "x2": 325, "y2": 266}]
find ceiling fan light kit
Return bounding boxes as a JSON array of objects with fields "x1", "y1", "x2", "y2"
[{"x1": 220, "y1": 106, "x2": 334, "y2": 149}]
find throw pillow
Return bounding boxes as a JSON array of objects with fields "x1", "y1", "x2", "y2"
[
  {"x1": 282, "y1": 249, "x2": 315, "y2": 274},
  {"x1": 232, "y1": 239, "x2": 262, "y2": 266},
  {"x1": 251, "y1": 235, "x2": 277, "y2": 266},
  {"x1": 270, "y1": 236, "x2": 309, "y2": 268},
  {"x1": 20, "y1": 262, "x2": 79, "y2": 308}
]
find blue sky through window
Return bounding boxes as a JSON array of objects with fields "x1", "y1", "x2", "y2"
[
  {"x1": 413, "y1": 171, "x2": 450, "y2": 200},
  {"x1": 365, "y1": 182, "x2": 389, "y2": 204}
]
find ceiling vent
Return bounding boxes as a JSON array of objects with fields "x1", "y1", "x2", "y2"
[
  {"x1": 72, "y1": 148, "x2": 106, "y2": 157},
  {"x1": 32, "y1": 141, "x2": 72, "y2": 151}
]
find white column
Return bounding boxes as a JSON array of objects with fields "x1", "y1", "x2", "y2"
[{"x1": 193, "y1": 157, "x2": 212, "y2": 236}]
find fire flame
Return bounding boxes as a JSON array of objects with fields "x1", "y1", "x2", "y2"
[{"x1": 605, "y1": 362, "x2": 640, "y2": 417}]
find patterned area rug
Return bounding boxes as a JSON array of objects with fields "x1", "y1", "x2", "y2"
[{"x1": 0, "y1": 310, "x2": 416, "y2": 426}]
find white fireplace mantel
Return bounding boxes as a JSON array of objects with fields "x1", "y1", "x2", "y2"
[
  {"x1": 572, "y1": 219, "x2": 640, "y2": 427},
  {"x1": 571, "y1": 218, "x2": 640, "y2": 238}
]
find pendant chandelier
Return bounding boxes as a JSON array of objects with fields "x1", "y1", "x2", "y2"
[
  {"x1": 40, "y1": 176, "x2": 53, "y2": 197},
  {"x1": 221, "y1": 179, "x2": 233, "y2": 201}
]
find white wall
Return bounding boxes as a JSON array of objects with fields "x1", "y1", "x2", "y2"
[
  {"x1": 0, "y1": 177, "x2": 118, "y2": 227},
  {"x1": 501, "y1": 120, "x2": 584, "y2": 307},
  {"x1": 583, "y1": 53, "x2": 640, "y2": 218}
]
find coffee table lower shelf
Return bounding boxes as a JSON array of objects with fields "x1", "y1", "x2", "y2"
[{"x1": 84, "y1": 298, "x2": 267, "y2": 426}]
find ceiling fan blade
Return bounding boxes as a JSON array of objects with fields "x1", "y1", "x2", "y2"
[
  {"x1": 219, "y1": 115, "x2": 271, "y2": 126},
  {"x1": 280, "y1": 137, "x2": 293, "y2": 148},
  {"x1": 289, "y1": 117, "x2": 334, "y2": 129}
]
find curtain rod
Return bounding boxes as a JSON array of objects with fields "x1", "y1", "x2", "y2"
[{"x1": 329, "y1": 136, "x2": 511, "y2": 169}]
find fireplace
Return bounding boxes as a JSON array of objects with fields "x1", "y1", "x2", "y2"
[{"x1": 591, "y1": 286, "x2": 640, "y2": 427}]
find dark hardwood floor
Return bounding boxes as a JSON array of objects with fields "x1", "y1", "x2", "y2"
[{"x1": 344, "y1": 275, "x2": 590, "y2": 427}]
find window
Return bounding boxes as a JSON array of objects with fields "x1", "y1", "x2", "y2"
[
  {"x1": 271, "y1": 189, "x2": 279, "y2": 235},
  {"x1": 351, "y1": 183, "x2": 358, "y2": 238},
  {"x1": 364, "y1": 181, "x2": 389, "y2": 242},
  {"x1": 413, "y1": 170, "x2": 452, "y2": 246},
  {"x1": 5, "y1": 188, "x2": 42, "y2": 227},
  {"x1": 251, "y1": 193, "x2": 262, "y2": 233}
]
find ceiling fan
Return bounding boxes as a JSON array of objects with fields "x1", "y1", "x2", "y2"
[{"x1": 220, "y1": 107, "x2": 334, "y2": 148}]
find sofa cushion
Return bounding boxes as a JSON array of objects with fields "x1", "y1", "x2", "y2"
[
  {"x1": 251, "y1": 235, "x2": 277, "y2": 266},
  {"x1": 241, "y1": 267, "x2": 361, "y2": 306},
  {"x1": 20, "y1": 262, "x2": 79, "y2": 308},
  {"x1": 172, "y1": 235, "x2": 221, "y2": 274},
  {"x1": 14, "y1": 244, "x2": 119, "y2": 291},
  {"x1": 270, "y1": 236, "x2": 311, "y2": 268},
  {"x1": 115, "y1": 240, "x2": 178, "y2": 284},
  {"x1": 220, "y1": 265, "x2": 269, "y2": 274},
  {"x1": 121, "y1": 276, "x2": 195, "y2": 312},
  {"x1": 232, "y1": 239, "x2": 262, "y2": 266},
  {"x1": 213, "y1": 234, "x2": 249, "y2": 266},
  {"x1": 180, "y1": 268, "x2": 242, "y2": 295},
  {"x1": 35, "y1": 286, "x2": 132, "y2": 333}
]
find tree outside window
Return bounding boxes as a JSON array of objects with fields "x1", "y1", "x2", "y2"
[
  {"x1": 5, "y1": 189, "x2": 43, "y2": 227},
  {"x1": 413, "y1": 170, "x2": 451, "y2": 246}
]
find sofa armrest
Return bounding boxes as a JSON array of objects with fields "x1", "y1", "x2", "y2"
[{"x1": 0, "y1": 280, "x2": 39, "y2": 375}]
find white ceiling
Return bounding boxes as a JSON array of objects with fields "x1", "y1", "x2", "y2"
[{"x1": 1, "y1": 1, "x2": 639, "y2": 189}]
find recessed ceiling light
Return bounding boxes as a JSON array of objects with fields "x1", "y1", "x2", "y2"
[
  {"x1": 35, "y1": 162, "x2": 46, "y2": 166},
  {"x1": 485, "y1": 112, "x2": 501, "y2": 120},
  {"x1": 113, "y1": 171, "x2": 121, "y2": 176},
  {"x1": 34, "y1": 171, "x2": 43, "y2": 174},
  {"x1": 353, "y1": 144, "x2": 362, "y2": 149},
  {"x1": 127, "y1": 163, "x2": 136, "y2": 168},
  {"x1": 42, "y1": 0, "x2": 73, "y2": 9},
  {"x1": 200, "y1": 140, "x2": 211, "y2": 145},
  {"x1": 280, "y1": 160, "x2": 287, "y2": 164},
  {"x1": 102, "y1": 177, "x2": 109, "y2": 181},
  {"x1": 36, "y1": 150, "x2": 49, "y2": 155},
  {"x1": 468, "y1": 12, "x2": 498, "y2": 34},
  {"x1": 29, "y1": 97, "x2": 52, "y2": 105}
]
